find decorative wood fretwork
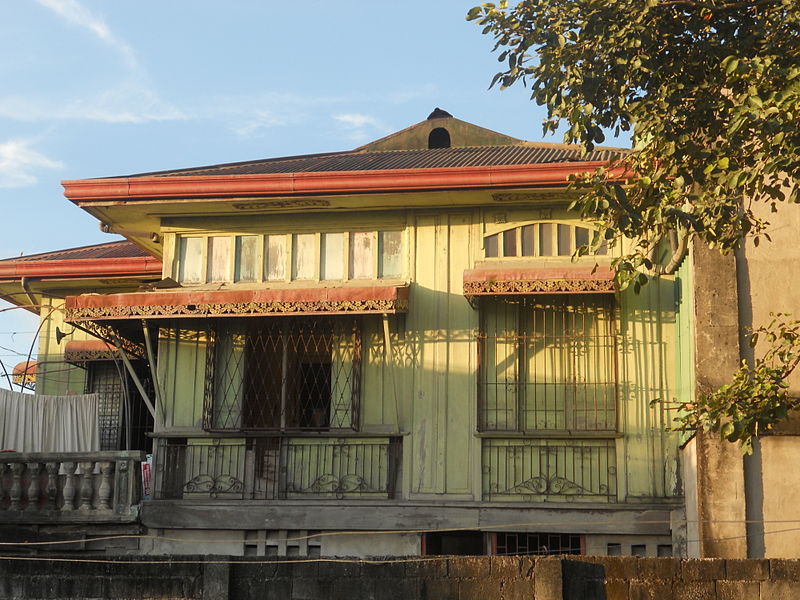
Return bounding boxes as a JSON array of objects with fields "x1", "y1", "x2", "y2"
[
  {"x1": 66, "y1": 297, "x2": 409, "y2": 321},
  {"x1": 70, "y1": 320, "x2": 146, "y2": 360},
  {"x1": 492, "y1": 192, "x2": 571, "y2": 203},
  {"x1": 64, "y1": 349, "x2": 119, "y2": 363},
  {"x1": 464, "y1": 277, "x2": 615, "y2": 296},
  {"x1": 232, "y1": 198, "x2": 331, "y2": 210}
]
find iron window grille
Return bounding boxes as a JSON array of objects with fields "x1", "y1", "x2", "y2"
[
  {"x1": 477, "y1": 295, "x2": 618, "y2": 433},
  {"x1": 493, "y1": 532, "x2": 583, "y2": 556},
  {"x1": 203, "y1": 317, "x2": 362, "y2": 432},
  {"x1": 85, "y1": 360, "x2": 154, "y2": 452}
]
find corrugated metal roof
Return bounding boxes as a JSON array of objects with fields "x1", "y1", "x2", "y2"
[
  {"x1": 1, "y1": 241, "x2": 150, "y2": 263},
  {"x1": 122, "y1": 144, "x2": 624, "y2": 179}
]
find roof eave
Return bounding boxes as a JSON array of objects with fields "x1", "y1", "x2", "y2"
[{"x1": 63, "y1": 162, "x2": 630, "y2": 204}]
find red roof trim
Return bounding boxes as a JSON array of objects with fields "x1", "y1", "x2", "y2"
[
  {"x1": 0, "y1": 256, "x2": 162, "y2": 279},
  {"x1": 63, "y1": 162, "x2": 630, "y2": 202}
]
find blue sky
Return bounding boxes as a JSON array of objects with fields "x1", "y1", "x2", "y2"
[{"x1": 0, "y1": 0, "x2": 582, "y2": 385}]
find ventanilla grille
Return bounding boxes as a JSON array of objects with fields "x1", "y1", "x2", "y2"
[{"x1": 203, "y1": 317, "x2": 361, "y2": 432}]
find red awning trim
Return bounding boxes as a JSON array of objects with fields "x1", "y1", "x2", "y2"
[
  {"x1": 64, "y1": 340, "x2": 118, "y2": 362},
  {"x1": 63, "y1": 162, "x2": 631, "y2": 203},
  {"x1": 463, "y1": 266, "x2": 616, "y2": 296},
  {"x1": 65, "y1": 285, "x2": 410, "y2": 321}
]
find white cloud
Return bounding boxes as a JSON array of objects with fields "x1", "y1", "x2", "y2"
[
  {"x1": 34, "y1": 0, "x2": 139, "y2": 70},
  {"x1": 333, "y1": 113, "x2": 391, "y2": 143},
  {"x1": 4, "y1": 0, "x2": 184, "y2": 124},
  {"x1": 0, "y1": 84, "x2": 185, "y2": 124},
  {"x1": 232, "y1": 109, "x2": 290, "y2": 138},
  {"x1": 0, "y1": 139, "x2": 63, "y2": 188},
  {"x1": 334, "y1": 113, "x2": 384, "y2": 129}
]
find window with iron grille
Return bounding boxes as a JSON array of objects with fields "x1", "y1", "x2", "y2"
[
  {"x1": 203, "y1": 317, "x2": 361, "y2": 431},
  {"x1": 85, "y1": 361, "x2": 154, "y2": 452},
  {"x1": 494, "y1": 532, "x2": 583, "y2": 556},
  {"x1": 478, "y1": 295, "x2": 618, "y2": 433},
  {"x1": 86, "y1": 362, "x2": 123, "y2": 451}
]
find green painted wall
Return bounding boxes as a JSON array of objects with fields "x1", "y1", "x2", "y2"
[
  {"x1": 36, "y1": 297, "x2": 89, "y2": 397},
  {"x1": 153, "y1": 202, "x2": 687, "y2": 504}
]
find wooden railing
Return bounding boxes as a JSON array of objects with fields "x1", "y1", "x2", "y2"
[{"x1": 0, "y1": 451, "x2": 145, "y2": 523}]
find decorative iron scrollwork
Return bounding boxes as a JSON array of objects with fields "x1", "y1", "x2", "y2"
[
  {"x1": 287, "y1": 473, "x2": 379, "y2": 500},
  {"x1": 502, "y1": 473, "x2": 595, "y2": 496},
  {"x1": 184, "y1": 474, "x2": 244, "y2": 498}
]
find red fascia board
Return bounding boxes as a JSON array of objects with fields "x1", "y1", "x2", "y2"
[
  {"x1": 65, "y1": 284, "x2": 408, "y2": 311},
  {"x1": 0, "y1": 256, "x2": 162, "y2": 279},
  {"x1": 62, "y1": 162, "x2": 629, "y2": 202}
]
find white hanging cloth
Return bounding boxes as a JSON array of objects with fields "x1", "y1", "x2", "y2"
[{"x1": 0, "y1": 388, "x2": 99, "y2": 452}]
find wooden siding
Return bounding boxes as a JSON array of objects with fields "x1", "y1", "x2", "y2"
[{"x1": 31, "y1": 204, "x2": 687, "y2": 507}]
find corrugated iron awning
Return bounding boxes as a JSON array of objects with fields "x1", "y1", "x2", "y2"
[
  {"x1": 64, "y1": 285, "x2": 410, "y2": 322},
  {"x1": 463, "y1": 266, "x2": 616, "y2": 297},
  {"x1": 11, "y1": 360, "x2": 36, "y2": 388},
  {"x1": 64, "y1": 340, "x2": 118, "y2": 362}
]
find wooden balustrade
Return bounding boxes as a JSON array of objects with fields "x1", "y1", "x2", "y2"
[{"x1": 0, "y1": 451, "x2": 145, "y2": 523}]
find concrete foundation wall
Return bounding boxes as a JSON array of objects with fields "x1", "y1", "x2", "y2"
[{"x1": 759, "y1": 437, "x2": 800, "y2": 558}]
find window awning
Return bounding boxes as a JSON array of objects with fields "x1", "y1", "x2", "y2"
[
  {"x1": 64, "y1": 285, "x2": 410, "y2": 322},
  {"x1": 12, "y1": 360, "x2": 36, "y2": 388},
  {"x1": 64, "y1": 340, "x2": 118, "y2": 362},
  {"x1": 463, "y1": 266, "x2": 615, "y2": 297}
]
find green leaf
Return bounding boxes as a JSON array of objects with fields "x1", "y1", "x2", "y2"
[{"x1": 724, "y1": 57, "x2": 739, "y2": 76}]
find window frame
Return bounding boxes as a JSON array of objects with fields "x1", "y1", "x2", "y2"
[
  {"x1": 173, "y1": 229, "x2": 406, "y2": 285},
  {"x1": 482, "y1": 221, "x2": 608, "y2": 260},
  {"x1": 202, "y1": 316, "x2": 363, "y2": 433},
  {"x1": 476, "y1": 294, "x2": 620, "y2": 435}
]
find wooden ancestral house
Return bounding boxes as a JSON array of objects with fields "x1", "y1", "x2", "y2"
[{"x1": 0, "y1": 110, "x2": 692, "y2": 558}]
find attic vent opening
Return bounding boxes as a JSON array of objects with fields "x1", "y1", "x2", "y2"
[{"x1": 428, "y1": 128, "x2": 451, "y2": 149}]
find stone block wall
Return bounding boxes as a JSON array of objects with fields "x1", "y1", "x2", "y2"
[
  {"x1": 0, "y1": 555, "x2": 203, "y2": 599},
  {"x1": 2, "y1": 555, "x2": 800, "y2": 599},
  {"x1": 573, "y1": 556, "x2": 800, "y2": 600}
]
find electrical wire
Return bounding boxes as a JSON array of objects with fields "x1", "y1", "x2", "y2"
[
  {"x1": 0, "y1": 525, "x2": 797, "y2": 565},
  {"x1": 0, "y1": 519, "x2": 798, "y2": 548}
]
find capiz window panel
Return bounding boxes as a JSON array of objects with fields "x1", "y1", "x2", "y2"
[
  {"x1": 483, "y1": 223, "x2": 608, "y2": 258},
  {"x1": 175, "y1": 230, "x2": 404, "y2": 284},
  {"x1": 203, "y1": 317, "x2": 361, "y2": 432},
  {"x1": 478, "y1": 295, "x2": 618, "y2": 433}
]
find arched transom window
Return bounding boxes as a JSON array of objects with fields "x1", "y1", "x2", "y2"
[{"x1": 484, "y1": 223, "x2": 607, "y2": 259}]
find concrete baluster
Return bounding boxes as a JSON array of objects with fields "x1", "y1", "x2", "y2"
[
  {"x1": 61, "y1": 462, "x2": 77, "y2": 510},
  {"x1": 45, "y1": 462, "x2": 59, "y2": 509},
  {"x1": 0, "y1": 463, "x2": 7, "y2": 509},
  {"x1": 78, "y1": 461, "x2": 95, "y2": 511},
  {"x1": 26, "y1": 462, "x2": 42, "y2": 510},
  {"x1": 97, "y1": 461, "x2": 113, "y2": 510},
  {"x1": 9, "y1": 463, "x2": 25, "y2": 510}
]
